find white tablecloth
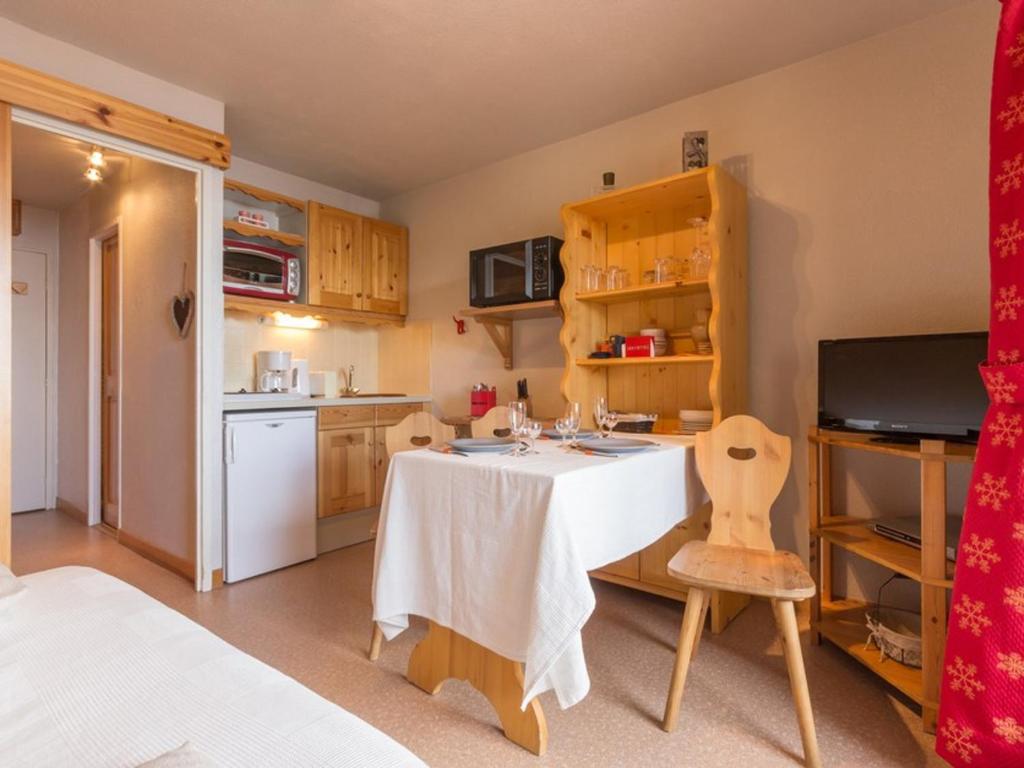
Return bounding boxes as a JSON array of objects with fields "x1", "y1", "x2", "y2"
[{"x1": 372, "y1": 435, "x2": 704, "y2": 710}]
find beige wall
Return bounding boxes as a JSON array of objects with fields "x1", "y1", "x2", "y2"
[
  {"x1": 59, "y1": 156, "x2": 198, "y2": 567},
  {"x1": 383, "y1": 1, "x2": 995, "y2": 557}
]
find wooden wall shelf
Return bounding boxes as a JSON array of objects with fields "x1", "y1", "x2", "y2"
[
  {"x1": 576, "y1": 354, "x2": 713, "y2": 368},
  {"x1": 576, "y1": 279, "x2": 709, "y2": 305},
  {"x1": 459, "y1": 301, "x2": 561, "y2": 369},
  {"x1": 808, "y1": 426, "x2": 970, "y2": 733},
  {"x1": 224, "y1": 178, "x2": 305, "y2": 213},
  {"x1": 224, "y1": 219, "x2": 305, "y2": 248},
  {"x1": 224, "y1": 295, "x2": 403, "y2": 327}
]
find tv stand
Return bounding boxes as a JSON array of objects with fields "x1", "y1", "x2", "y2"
[
  {"x1": 808, "y1": 427, "x2": 976, "y2": 735},
  {"x1": 868, "y1": 435, "x2": 919, "y2": 446}
]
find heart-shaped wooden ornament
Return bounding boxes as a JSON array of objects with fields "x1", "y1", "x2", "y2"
[{"x1": 172, "y1": 289, "x2": 195, "y2": 339}]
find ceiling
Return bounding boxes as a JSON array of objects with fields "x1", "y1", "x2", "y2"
[
  {"x1": 12, "y1": 122, "x2": 128, "y2": 210},
  {"x1": 0, "y1": 0, "x2": 971, "y2": 199}
]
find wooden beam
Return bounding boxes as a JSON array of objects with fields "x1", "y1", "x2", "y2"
[
  {"x1": 0, "y1": 102, "x2": 10, "y2": 568},
  {"x1": 0, "y1": 57, "x2": 230, "y2": 169}
]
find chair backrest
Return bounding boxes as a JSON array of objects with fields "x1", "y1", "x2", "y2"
[
  {"x1": 385, "y1": 411, "x2": 456, "y2": 457},
  {"x1": 695, "y1": 414, "x2": 791, "y2": 551},
  {"x1": 471, "y1": 405, "x2": 512, "y2": 439}
]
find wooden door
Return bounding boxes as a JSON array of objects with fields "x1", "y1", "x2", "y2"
[
  {"x1": 317, "y1": 427, "x2": 374, "y2": 518},
  {"x1": 373, "y1": 428, "x2": 388, "y2": 506},
  {"x1": 307, "y1": 202, "x2": 363, "y2": 310},
  {"x1": 101, "y1": 234, "x2": 120, "y2": 528},
  {"x1": 0, "y1": 102, "x2": 11, "y2": 568},
  {"x1": 362, "y1": 218, "x2": 408, "y2": 316}
]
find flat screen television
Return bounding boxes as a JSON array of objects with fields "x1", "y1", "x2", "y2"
[{"x1": 817, "y1": 332, "x2": 989, "y2": 442}]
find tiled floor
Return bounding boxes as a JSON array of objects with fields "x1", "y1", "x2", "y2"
[{"x1": 12, "y1": 509, "x2": 944, "y2": 767}]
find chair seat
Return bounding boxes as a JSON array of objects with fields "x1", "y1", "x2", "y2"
[{"x1": 667, "y1": 541, "x2": 816, "y2": 600}]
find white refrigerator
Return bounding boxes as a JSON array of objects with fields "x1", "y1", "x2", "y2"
[{"x1": 224, "y1": 409, "x2": 317, "y2": 583}]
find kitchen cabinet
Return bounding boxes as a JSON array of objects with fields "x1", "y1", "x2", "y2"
[
  {"x1": 307, "y1": 202, "x2": 408, "y2": 317},
  {"x1": 307, "y1": 202, "x2": 363, "y2": 311},
  {"x1": 317, "y1": 403, "x2": 424, "y2": 519},
  {"x1": 317, "y1": 426, "x2": 375, "y2": 518},
  {"x1": 362, "y1": 218, "x2": 408, "y2": 315}
]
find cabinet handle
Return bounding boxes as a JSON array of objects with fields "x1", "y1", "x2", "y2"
[{"x1": 356, "y1": 292, "x2": 363, "y2": 297}]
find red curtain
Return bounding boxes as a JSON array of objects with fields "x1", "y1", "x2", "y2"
[{"x1": 938, "y1": 1, "x2": 1024, "y2": 764}]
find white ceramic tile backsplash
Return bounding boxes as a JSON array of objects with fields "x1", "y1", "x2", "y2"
[{"x1": 224, "y1": 313, "x2": 380, "y2": 394}]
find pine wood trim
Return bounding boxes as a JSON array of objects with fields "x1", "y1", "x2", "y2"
[
  {"x1": 224, "y1": 178, "x2": 304, "y2": 212},
  {"x1": 0, "y1": 57, "x2": 230, "y2": 168},
  {"x1": 0, "y1": 103, "x2": 9, "y2": 568},
  {"x1": 55, "y1": 496, "x2": 88, "y2": 525},
  {"x1": 117, "y1": 529, "x2": 195, "y2": 582}
]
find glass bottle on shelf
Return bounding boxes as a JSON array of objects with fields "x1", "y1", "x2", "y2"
[{"x1": 688, "y1": 217, "x2": 711, "y2": 279}]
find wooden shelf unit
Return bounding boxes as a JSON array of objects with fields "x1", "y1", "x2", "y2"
[
  {"x1": 224, "y1": 294, "x2": 404, "y2": 328},
  {"x1": 223, "y1": 219, "x2": 305, "y2": 248},
  {"x1": 225, "y1": 178, "x2": 305, "y2": 213},
  {"x1": 808, "y1": 427, "x2": 975, "y2": 734},
  {"x1": 459, "y1": 300, "x2": 562, "y2": 369},
  {"x1": 559, "y1": 165, "x2": 748, "y2": 633}
]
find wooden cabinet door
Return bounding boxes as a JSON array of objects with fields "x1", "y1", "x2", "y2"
[
  {"x1": 373, "y1": 428, "x2": 388, "y2": 506},
  {"x1": 639, "y1": 501, "x2": 712, "y2": 589},
  {"x1": 308, "y1": 202, "x2": 363, "y2": 310},
  {"x1": 362, "y1": 218, "x2": 408, "y2": 315},
  {"x1": 317, "y1": 427, "x2": 374, "y2": 518}
]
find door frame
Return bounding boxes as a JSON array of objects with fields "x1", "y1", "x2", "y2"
[
  {"x1": 10, "y1": 109, "x2": 224, "y2": 591},
  {"x1": 88, "y1": 221, "x2": 122, "y2": 528}
]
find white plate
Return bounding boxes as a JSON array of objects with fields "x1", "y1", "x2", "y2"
[
  {"x1": 541, "y1": 428, "x2": 595, "y2": 439},
  {"x1": 447, "y1": 437, "x2": 515, "y2": 453},
  {"x1": 578, "y1": 437, "x2": 655, "y2": 454}
]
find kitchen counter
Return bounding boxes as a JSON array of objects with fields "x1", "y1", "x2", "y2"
[{"x1": 223, "y1": 394, "x2": 432, "y2": 412}]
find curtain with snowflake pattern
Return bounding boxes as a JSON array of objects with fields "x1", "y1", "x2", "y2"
[{"x1": 938, "y1": 1, "x2": 1024, "y2": 764}]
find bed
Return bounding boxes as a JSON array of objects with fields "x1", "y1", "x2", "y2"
[{"x1": 0, "y1": 566, "x2": 425, "y2": 768}]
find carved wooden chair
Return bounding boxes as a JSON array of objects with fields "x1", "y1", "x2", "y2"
[
  {"x1": 369, "y1": 411, "x2": 455, "y2": 661},
  {"x1": 470, "y1": 405, "x2": 511, "y2": 439},
  {"x1": 661, "y1": 415, "x2": 820, "y2": 768}
]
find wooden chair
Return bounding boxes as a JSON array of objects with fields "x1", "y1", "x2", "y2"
[
  {"x1": 470, "y1": 405, "x2": 511, "y2": 439},
  {"x1": 661, "y1": 415, "x2": 820, "y2": 768},
  {"x1": 369, "y1": 411, "x2": 456, "y2": 662}
]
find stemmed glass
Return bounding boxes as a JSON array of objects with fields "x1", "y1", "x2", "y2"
[
  {"x1": 594, "y1": 396, "x2": 609, "y2": 438},
  {"x1": 604, "y1": 410, "x2": 619, "y2": 437},
  {"x1": 508, "y1": 401, "x2": 527, "y2": 456},
  {"x1": 526, "y1": 420, "x2": 543, "y2": 453},
  {"x1": 566, "y1": 402, "x2": 582, "y2": 447},
  {"x1": 554, "y1": 417, "x2": 571, "y2": 448}
]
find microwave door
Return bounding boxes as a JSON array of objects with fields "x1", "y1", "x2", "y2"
[{"x1": 485, "y1": 251, "x2": 531, "y2": 304}]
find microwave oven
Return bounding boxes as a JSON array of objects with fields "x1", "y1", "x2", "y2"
[
  {"x1": 223, "y1": 239, "x2": 300, "y2": 301},
  {"x1": 469, "y1": 236, "x2": 564, "y2": 308}
]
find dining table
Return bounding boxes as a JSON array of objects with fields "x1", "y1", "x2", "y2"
[{"x1": 371, "y1": 433, "x2": 707, "y2": 756}]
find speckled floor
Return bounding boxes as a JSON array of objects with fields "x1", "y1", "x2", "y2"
[{"x1": 12, "y1": 509, "x2": 945, "y2": 767}]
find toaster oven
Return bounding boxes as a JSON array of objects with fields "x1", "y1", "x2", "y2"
[{"x1": 223, "y1": 239, "x2": 300, "y2": 301}]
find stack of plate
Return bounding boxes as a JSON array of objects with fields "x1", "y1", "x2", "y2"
[
  {"x1": 678, "y1": 409, "x2": 713, "y2": 433},
  {"x1": 640, "y1": 328, "x2": 668, "y2": 356}
]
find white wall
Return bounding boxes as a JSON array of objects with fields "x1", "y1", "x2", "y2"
[{"x1": 383, "y1": 1, "x2": 996, "y2": 559}]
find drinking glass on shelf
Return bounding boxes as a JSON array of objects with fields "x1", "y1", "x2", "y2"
[
  {"x1": 526, "y1": 420, "x2": 543, "y2": 453},
  {"x1": 579, "y1": 264, "x2": 596, "y2": 293},
  {"x1": 508, "y1": 400, "x2": 527, "y2": 456},
  {"x1": 594, "y1": 396, "x2": 609, "y2": 438},
  {"x1": 688, "y1": 217, "x2": 711, "y2": 279},
  {"x1": 566, "y1": 402, "x2": 582, "y2": 446},
  {"x1": 554, "y1": 418, "x2": 571, "y2": 447},
  {"x1": 593, "y1": 267, "x2": 607, "y2": 292}
]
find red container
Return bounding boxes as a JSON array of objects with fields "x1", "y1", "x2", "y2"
[{"x1": 470, "y1": 388, "x2": 497, "y2": 417}]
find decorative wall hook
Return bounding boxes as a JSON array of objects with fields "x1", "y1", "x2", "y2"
[{"x1": 453, "y1": 315, "x2": 467, "y2": 335}]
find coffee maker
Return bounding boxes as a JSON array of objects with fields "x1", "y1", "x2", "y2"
[{"x1": 256, "y1": 350, "x2": 293, "y2": 392}]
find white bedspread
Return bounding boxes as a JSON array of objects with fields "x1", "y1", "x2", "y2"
[
  {"x1": 0, "y1": 566, "x2": 425, "y2": 768},
  {"x1": 372, "y1": 435, "x2": 703, "y2": 710}
]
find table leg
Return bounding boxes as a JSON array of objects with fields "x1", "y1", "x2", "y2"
[{"x1": 407, "y1": 621, "x2": 549, "y2": 756}]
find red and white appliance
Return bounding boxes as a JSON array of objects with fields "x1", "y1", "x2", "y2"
[{"x1": 223, "y1": 238, "x2": 300, "y2": 300}]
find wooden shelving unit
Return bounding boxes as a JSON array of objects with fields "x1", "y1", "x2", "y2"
[
  {"x1": 224, "y1": 179, "x2": 305, "y2": 213},
  {"x1": 575, "y1": 353, "x2": 713, "y2": 368},
  {"x1": 576, "y1": 278, "x2": 709, "y2": 305},
  {"x1": 808, "y1": 427, "x2": 976, "y2": 734},
  {"x1": 559, "y1": 165, "x2": 748, "y2": 633},
  {"x1": 459, "y1": 300, "x2": 562, "y2": 369},
  {"x1": 224, "y1": 294, "x2": 404, "y2": 328},
  {"x1": 223, "y1": 219, "x2": 305, "y2": 247}
]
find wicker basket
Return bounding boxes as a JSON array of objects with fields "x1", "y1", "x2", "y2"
[{"x1": 865, "y1": 604, "x2": 922, "y2": 668}]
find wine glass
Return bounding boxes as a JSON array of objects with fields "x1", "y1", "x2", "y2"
[
  {"x1": 554, "y1": 417, "x2": 571, "y2": 448},
  {"x1": 593, "y1": 396, "x2": 608, "y2": 438},
  {"x1": 604, "y1": 410, "x2": 620, "y2": 437},
  {"x1": 508, "y1": 401, "x2": 527, "y2": 456},
  {"x1": 526, "y1": 420, "x2": 543, "y2": 453},
  {"x1": 566, "y1": 402, "x2": 582, "y2": 446}
]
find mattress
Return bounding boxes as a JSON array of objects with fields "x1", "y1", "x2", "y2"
[{"x1": 0, "y1": 566, "x2": 425, "y2": 768}]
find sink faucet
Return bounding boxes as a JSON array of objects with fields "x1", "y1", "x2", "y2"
[{"x1": 340, "y1": 364, "x2": 360, "y2": 396}]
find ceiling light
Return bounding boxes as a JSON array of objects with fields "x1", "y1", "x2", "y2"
[
  {"x1": 84, "y1": 166, "x2": 103, "y2": 182},
  {"x1": 262, "y1": 311, "x2": 327, "y2": 330},
  {"x1": 88, "y1": 147, "x2": 105, "y2": 167}
]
